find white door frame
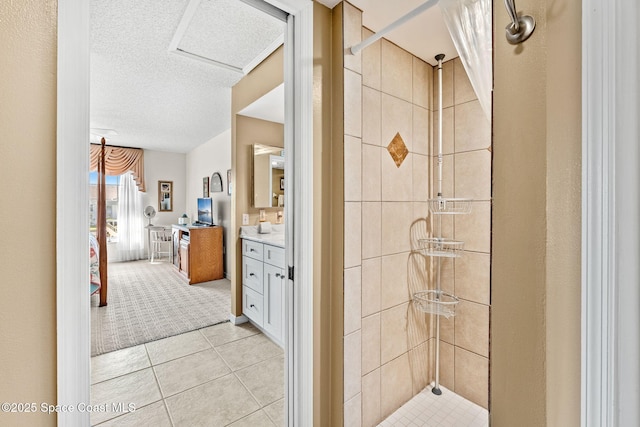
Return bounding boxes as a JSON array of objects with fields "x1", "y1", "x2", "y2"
[
  {"x1": 56, "y1": 0, "x2": 314, "y2": 425},
  {"x1": 581, "y1": 0, "x2": 639, "y2": 426}
]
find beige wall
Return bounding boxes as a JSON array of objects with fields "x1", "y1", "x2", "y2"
[
  {"x1": 0, "y1": 0, "x2": 58, "y2": 426},
  {"x1": 491, "y1": 0, "x2": 581, "y2": 425},
  {"x1": 231, "y1": 46, "x2": 284, "y2": 315},
  {"x1": 435, "y1": 58, "x2": 491, "y2": 408}
]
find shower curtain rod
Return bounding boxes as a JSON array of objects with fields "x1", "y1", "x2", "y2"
[{"x1": 348, "y1": 0, "x2": 440, "y2": 55}]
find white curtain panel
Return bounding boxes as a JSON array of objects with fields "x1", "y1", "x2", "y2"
[
  {"x1": 439, "y1": 0, "x2": 492, "y2": 122},
  {"x1": 114, "y1": 172, "x2": 146, "y2": 261}
]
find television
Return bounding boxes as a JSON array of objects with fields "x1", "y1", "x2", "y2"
[{"x1": 196, "y1": 198, "x2": 214, "y2": 226}]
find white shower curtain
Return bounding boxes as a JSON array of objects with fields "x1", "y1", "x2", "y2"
[
  {"x1": 114, "y1": 171, "x2": 146, "y2": 262},
  {"x1": 439, "y1": 0, "x2": 492, "y2": 122}
]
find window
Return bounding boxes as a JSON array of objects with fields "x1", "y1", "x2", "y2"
[{"x1": 89, "y1": 172, "x2": 121, "y2": 242}]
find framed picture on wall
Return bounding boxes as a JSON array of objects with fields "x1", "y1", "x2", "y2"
[
  {"x1": 203, "y1": 177, "x2": 209, "y2": 198},
  {"x1": 158, "y1": 180, "x2": 173, "y2": 212},
  {"x1": 280, "y1": 177, "x2": 284, "y2": 190}
]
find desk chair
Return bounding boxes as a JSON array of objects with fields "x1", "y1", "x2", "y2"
[{"x1": 149, "y1": 226, "x2": 172, "y2": 262}]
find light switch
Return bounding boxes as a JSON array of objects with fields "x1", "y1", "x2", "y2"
[{"x1": 242, "y1": 214, "x2": 249, "y2": 225}]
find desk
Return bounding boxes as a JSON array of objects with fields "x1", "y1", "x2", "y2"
[{"x1": 171, "y1": 225, "x2": 224, "y2": 284}]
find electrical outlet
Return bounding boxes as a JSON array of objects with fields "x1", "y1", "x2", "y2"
[{"x1": 242, "y1": 214, "x2": 249, "y2": 225}]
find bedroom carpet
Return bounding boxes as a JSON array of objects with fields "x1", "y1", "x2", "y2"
[{"x1": 91, "y1": 260, "x2": 230, "y2": 356}]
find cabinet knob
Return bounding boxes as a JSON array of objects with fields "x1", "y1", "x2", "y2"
[
  {"x1": 249, "y1": 273, "x2": 255, "y2": 277},
  {"x1": 250, "y1": 248, "x2": 256, "y2": 252},
  {"x1": 250, "y1": 304, "x2": 255, "y2": 308}
]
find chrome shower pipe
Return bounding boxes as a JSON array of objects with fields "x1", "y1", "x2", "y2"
[{"x1": 433, "y1": 53, "x2": 445, "y2": 396}]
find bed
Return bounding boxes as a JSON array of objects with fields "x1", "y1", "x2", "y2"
[{"x1": 90, "y1": 234, "x2": 101, "y2": 295}]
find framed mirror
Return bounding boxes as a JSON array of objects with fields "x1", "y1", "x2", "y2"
[
  {"x1": 252, "y1": 144, "x2": 284, "y2": 208},
  {"x1": 211, "y1": 172, "x2": 223, "y2": 192},
  {"x1": 158, "y1": 180, "x2": 173, "y2": 212}
]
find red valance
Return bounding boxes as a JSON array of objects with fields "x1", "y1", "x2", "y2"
[{"x1": 90, "y1": 144, "x2": 146, "y2": 192}]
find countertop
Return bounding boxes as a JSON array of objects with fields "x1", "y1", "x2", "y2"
[{"x1": 240, "y1": 224, "x2": 285, "y2": 248}]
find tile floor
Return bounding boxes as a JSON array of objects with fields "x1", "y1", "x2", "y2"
[
  {"x1": 378, "y1": 385, "x2": 488, "y2": 427},
  {"x1": 90, "y1": 322, "x2": 284, "y2": 426}
]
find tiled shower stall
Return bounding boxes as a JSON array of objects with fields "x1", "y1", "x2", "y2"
[{"x1": 339, "y1": 2, "x2": 491, "y2": 425}]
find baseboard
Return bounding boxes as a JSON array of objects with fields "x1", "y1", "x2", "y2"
[{"x1": 229, "y1": 313, "x2": 248, "y2": 325}]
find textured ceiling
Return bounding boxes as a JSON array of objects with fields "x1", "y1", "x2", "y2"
[
  {"x1": 90, "y1": 0, "x2": 284, "y2": 153},
  {"x1": 91, "y1": 0, "x2": 455, "y2": 153}
]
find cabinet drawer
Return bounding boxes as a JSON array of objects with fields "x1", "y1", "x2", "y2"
[
  {"x1": 243, "y1": 239, "x2": 263, "y2": 261},
  {"x1": 243, "y1": 286, "x2": 263, "y2": 326},
  {"x1": 264, "y1": 244, "x2": 285, "y2": 269},
  {"x1": 242, "y1": 256, "x2": 263, "y2": 294}
]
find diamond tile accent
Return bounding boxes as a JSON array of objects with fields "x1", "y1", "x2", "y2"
[{"x1": 387, "y1": 132, "x2": 409, "y2": 168}]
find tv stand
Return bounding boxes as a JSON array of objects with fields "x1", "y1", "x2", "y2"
[{"x1": 171, "y1": 224, "x2": 223, "y2": 284}]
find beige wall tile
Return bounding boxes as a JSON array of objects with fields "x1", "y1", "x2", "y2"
[
  {"x1": 409, "y1": 340, "x2": 432, "y2": 394},
  {"x1": 454, "y1": 347, "x2": 489, "y2": 409},
  {"x1": 454, "y1": 202, "x2": 491, "y2": 253},
  {"x1": 433, "y1": 107, "x2": 455, "y2": 155},
  {"x1": 454, "y1": 150, "x2": 491, "y2": 201},
  {"x1": 362, "y1": 257, "x2": 381, "y2": 317},
  {"x1": 381, "y1": 93, "x2": 413, "y2": 151},
  {"x1": 381, "y1": 252, "x2": 410, "y2": 310},
  {"x1": 344, "y1": 267, "x2": 362, "y2": 335},
  {"x1": 412, "y1": 154, "x2": 429, "y2": 202},
  {"x1": 381, "y1": 303, "x2": 409, "y2": 364},
  {"x1": 455, "y1": 252, "x2": 490, "y2": 305},
  {"x1": 345, "y1": 69, "x2": 362, "y2": 138},
  {"x1": 440, "y1": 314, "x2": 455, "y2": 345},
  {"x1": 345, "y1": 202, "x2": 362, "y2": 268},
  {"x1": 439, "y1": 341, "x2": 455, "y2": 389},
  {"x1": 413, "y1": 202, "x2": 429, "y2": 223},
  {"x1": 381, "y1": 40, "x2": 412, "y2": 102},
  {"x1": 407, "y1": 294, "x2": 431, "y2": 345},
  {"x1": 455, "y1": 300, "x2": 489, "y2": 357},
  {"x1": 344, "y1": 330, "x2": 362, "y2": 401},
  {"x1": 454, "y1": 100, "x2": 491, "y2": 153},
  {"x1": 344, "y1": 393, "x2": 362, "y2": 427},
  {"x1": 413, "y1": 57, "x2": 432, "y2": 110},
  {"x1": 413, "y1": 105, "x2": 430, "y2": 156},
  {"x1": 362, "y1": 28, "x2": 381, "y2": 90},
  {"x1": 343, "y1": 2, "x2": 362, "y2": 74},
  {"x1": 433, "y1": 59, "x2": 453, "y2": 109},
  {"x1": 382, "y1": 150, "x2": 413, "y2": 202},
  {"x1": 454, "y1": 58, "x2": 477, "y2": 104},
  {"x1": 440, "y1": 257, "x2": 455, "y2": 295},
  {"x1": 345, "y1": 135, "x2": 362, "y2": 202},
  {"x1": 362, "y1": 202, "x2": 381, "y2": 259},
  {"x1": 362, "y1": 86, "x2": 381, "y2": 146},
  {"x1": 362, "y1": 144, "x2": 381, "y2": 201},
  {"x1": 380, "y1": 353, "x2": 412, "y2": 419},
  {"x1": 362, "y1": 368, "x2": 381, "y2": 427},
  {"x1": 361, "y1": 313, "x2": 381, "y2": 375},
  {"x1": 381, "y1": 202, "x2": 413, "y2": 255}
]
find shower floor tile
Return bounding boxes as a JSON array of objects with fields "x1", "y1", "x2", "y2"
[{"x1": 378, "y1": 385, "x2": 488, "y2": 427}]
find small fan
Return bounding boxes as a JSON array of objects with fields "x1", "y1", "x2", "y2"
[{"x1": 143, "y1": 205, "x2": 156, "y2": 226}]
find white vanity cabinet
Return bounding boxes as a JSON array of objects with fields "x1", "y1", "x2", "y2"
[{"x1": 242, "y1": 238, "x2": 285, "y2": 347}]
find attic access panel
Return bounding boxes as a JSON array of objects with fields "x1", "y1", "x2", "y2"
[{"x1": 176, "y1": 0, "x2": 286, "y2": 73}]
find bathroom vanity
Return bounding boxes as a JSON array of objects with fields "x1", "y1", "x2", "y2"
[{"x1": 240, "y1": 225, "x2": 285, "y2": 347}]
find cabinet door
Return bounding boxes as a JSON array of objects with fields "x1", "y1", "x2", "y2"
[
  {"x1": 263, "y1": 263, "x2": 284, "y2": 344},
  {"x1": 172, "y1": 229, "x2": 180, "y2": 268},
  {"x1": 179, "y1": 240, "x2": 190, "y2": 276}
]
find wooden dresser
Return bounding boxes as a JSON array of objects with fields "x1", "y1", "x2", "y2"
[{"x1": 171, "y1": 225, "x2": 224, "y2": 284}]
